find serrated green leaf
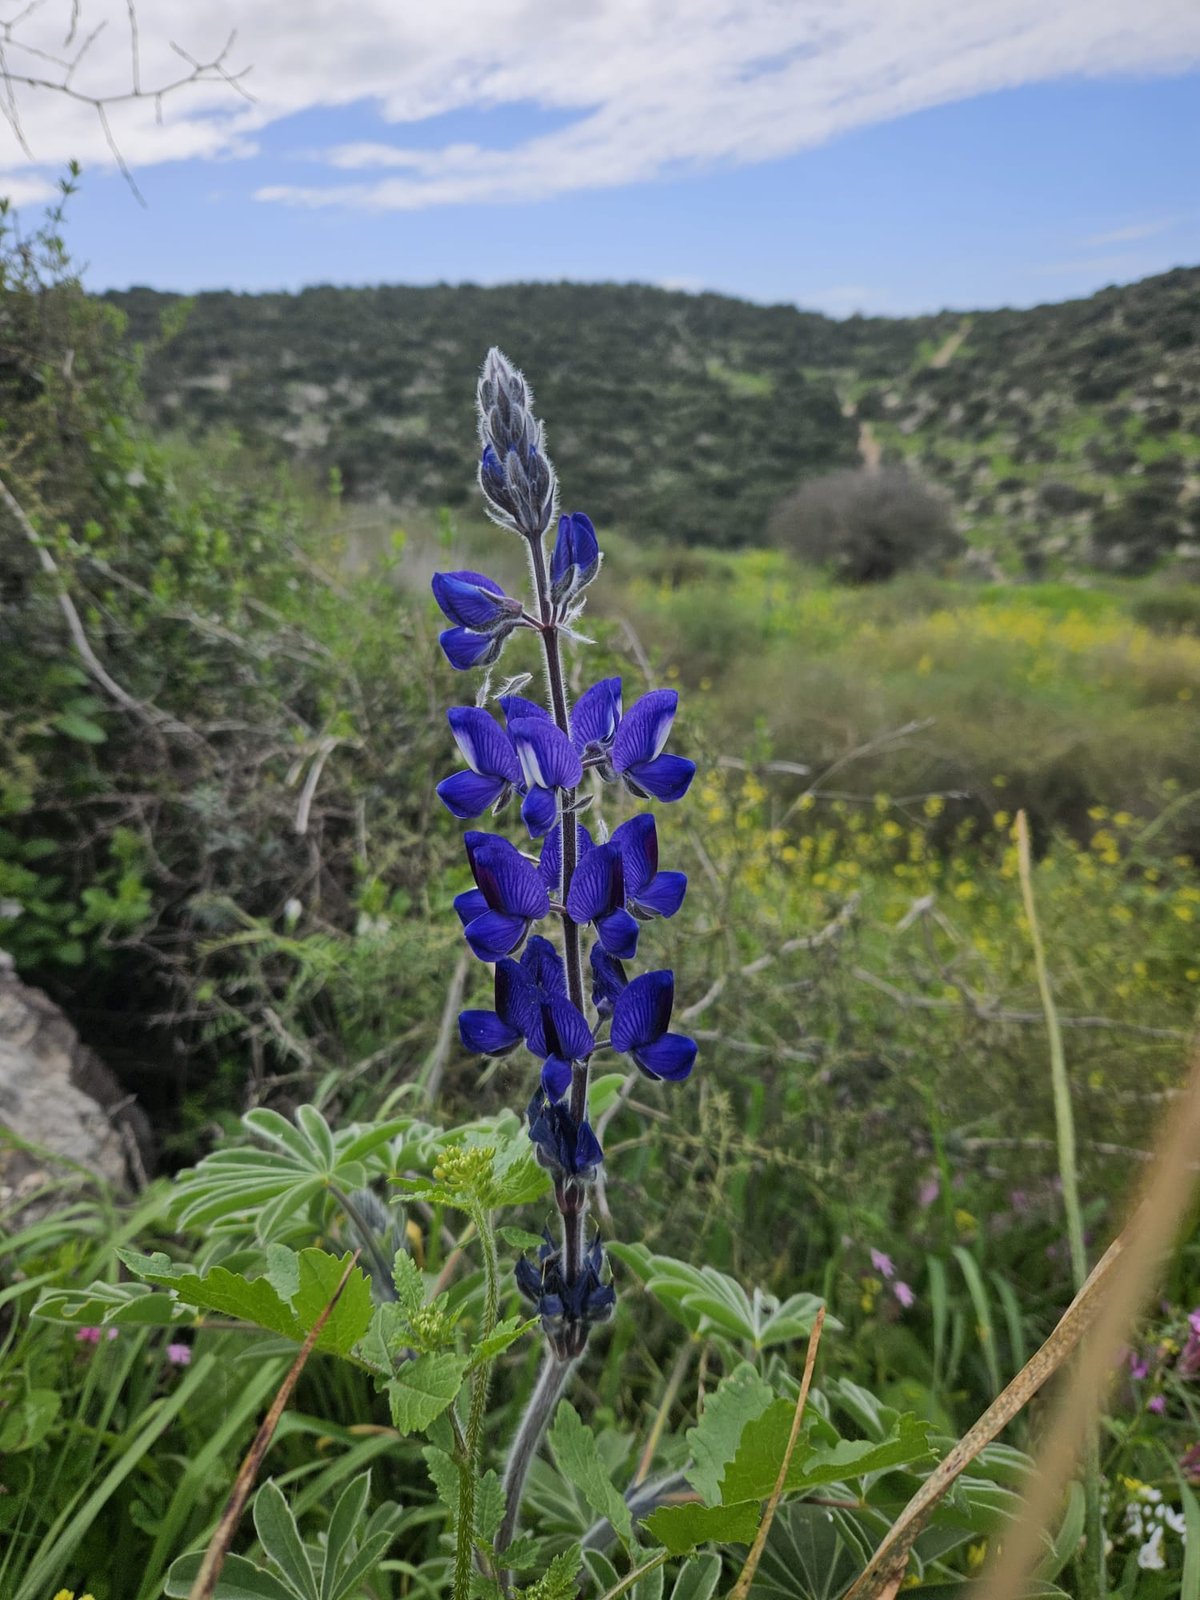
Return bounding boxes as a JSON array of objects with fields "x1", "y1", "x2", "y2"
[
  {"x1": 548, "y1": 1400, "x2": 632, "y2": 1544},
  {"x1": 254, "y1": 1480, "x2": 318, "y2": 1600},
  {"x1": 686, "y1": 1360, "x2": 775, "y2": 1505},
  {"x1": 477, "y1": 1468, "x2": 505, "y2": 1542},
  {"x1": 644, "y1": 1499, "x2": 761, "y2": 1556},
  {"x1": 388, "y1": 1351, "x2": 468, "y2": 1434},
  {"x1": 392, "y1": 1251, "x2": 424, "y2": 1315},
  {"x1": 164, "y1": 1550, "x2": 297, "y2": 1600},
  {"x1": 519, "y1": 1546, "x2": 583, "y2": 1600},
  {"x1": 423, "y1": 1444, "x2": 459, "y2": 1522},
  {"x1": 118, "y1": 1246, "x2": 372, "y2": 1354},
  {"x1": 719, "y1": 1398, "x2": 933, "y2": 1504},
  {"x1": 469, "y1": 1314, "x2": 538, "y2": 1367}
]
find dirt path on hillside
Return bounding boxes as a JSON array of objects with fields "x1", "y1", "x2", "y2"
[
  {"x1": 841, "y1": 397, "x2": 883, "y2": 473},
  {"x1": 929, "y1": 318, "x2": 972, "y2": 368}
]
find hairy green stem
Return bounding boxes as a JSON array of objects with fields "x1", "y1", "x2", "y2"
[
  {"x1": 453, "y1": 1199, "x2": 502, "y2": 1600},
  {"x1": 496, "y1": 1351, "x2": 574, "y2": 1555},
  {"x1": 1017, "y1": 812, "x2": 1104, "y2": 1600},
  {"x1": 326, "y1": 1182, "x2": 395, "y2": 1292}
]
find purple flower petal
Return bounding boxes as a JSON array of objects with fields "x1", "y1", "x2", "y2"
[
  {"x1": 498, "y1": 694, "x2": 551, "y2": 724},
  {"x1": 468, "y1": 834, "x2": 551, "y2": 921},
  {"x1": 463, "y1": 910, "x2": 529, "y2": 962},
  {"x1": 437, "y1": 770, "x2": 510, "y2": 820},
  {"x1": 596, "y1": 907, "x2": 640, "y2": 960},
  {"x1": 590, "y1": 944, "x2": 627, "y2": 1016},
  {"x1": 520, "y1": 935, "x2": 567, "y2": 999},
  {"x1": 521, "y1": 784, "x2": 559, "y2": 839},
  {"x1": 509, "y1": 717, "x2": 583, "y2": 792},
  {"x1": 432, "y1": 570, "x2": 516, "y2": 633},
  {"x1": 439, "y1": 627, "x2": 502, "y2": 671},
  {"x1": 453, "y1": 889, "x2": 488, "y2": 927},
  {"x1": 623, "y1": 753, "x2": 696, "y2": 803},
  {"x1": 633, "y1": 871, "x2": 687, "y2": 919},
  {"x1": 571, "y1": 678, "x2": 623, "y2": 754},
  {"x1": 613, "y1": 689, "x2": 678, "y2": 770},
  {"x1": 447, "y1": 708, "x2": 520, "y2": 782},
  {"x1": 633, "y1": 1032, "x2": 697, "y2": 1082},
  {"x1": 543, "y1": 996, "x2": 595, "y2": 1062},
  {"x1": 611, "y1": 969, "x2": 676, "y2": 1053},
  {"x1": 612, "y1": 814, "x2": 658, "y2": 895},
  {"x1": 541, "y1": 1055, "x2": 573, "y2": 1099},
  {"x1": 566, "y1": 841, "x2": 624, "y2": 924},
  {"x1": 459, "y1": 1008, "x2": 523, "y2": 1056}
]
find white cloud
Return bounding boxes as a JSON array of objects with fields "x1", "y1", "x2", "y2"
[
  {"x1": 0, "y1": 1, "x2": 1198, "y2": 211},
  {"x1": 1084, "y1": 218, "x2": 1180, "y2": 245}
]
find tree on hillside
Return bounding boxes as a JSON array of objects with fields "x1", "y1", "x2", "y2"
[{"x1": 767, "y1": 465, "x2": 962, "y2": 582}]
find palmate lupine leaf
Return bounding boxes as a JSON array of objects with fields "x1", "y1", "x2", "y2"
[
  {"x1": 609, "y1": 1243, "x2": 836, "y2": 1350},
  {"x1": 33, "y1": 1276, "x2": 188, "y2": 1328},
  {"x1": 168, "y1": 1105, "x2": 445, "y2": 1242}
]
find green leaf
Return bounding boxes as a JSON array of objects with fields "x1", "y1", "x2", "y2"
[
  {"x1": 53, "y1": 709, "x2": 107, "y2": 743},
  {"x1": 320, "y1": 1471, "x2": 372, "y2": 1600},
  {"x1": 118, "y1": 1247, "x2": 372, "y2": 1355},
  {"x1": 477, "y1": 1469, "x2": 505, "y2": 1542},
  {"x1": 548, "y1": 1400, "x2": 633, "y2": 1545},
  {"x1": 518, "y1": 1546, "x2": 584, "y2": 1600},
  {"x1": 253, "y1": 1480, "x2": 319, "y2": 1600},
  {"x1": 719, "y1": 1399, "x2": 933, "y2": 1504},
  {"x1": 498, "y1": 1226, "x2": 551, "y2": 1252},
  {"x1": 469, "y1": 1314, "x2": 538, "y2": 1367},
  {"x1": 387, "y1": 1351, "x2": 468, "y2": 1434},
  {"x1": 33, "y1": 1279, "x2": 185, "y2": 1328},
  {"x1": 392, "y1": 1251, "x2": 425, "y2": 1315},
  {"x1": 668, "y1": 1553, "x2": 722, "y2": 1600},
  {"x1": 644, "y1": 1500, "x2": 762, "y2": 1556},
  {"x1": 164, "y1": 1551, "x2": 297, "y2": 1600},
  {"x1": 0, "y1": 1388, "x2": 60, "y2": 1452},
  {"x1": 686, "y1": 1360, "x2": 775, "y2": 1504},
  {"x1": 422, "y1": 1445, "x2": 459, "y2": 1523}
]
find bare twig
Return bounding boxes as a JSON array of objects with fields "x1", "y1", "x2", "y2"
[
  {"x1": 187, "y1": 1252, "x2": 361, "y2": 1600},
  {"x1": 729, "y1": 1306, "x2": 826, "y2": 1600}
]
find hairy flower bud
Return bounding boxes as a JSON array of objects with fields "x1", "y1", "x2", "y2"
[{"x1": 476, "y1": 347, "x2": 557, "y2": 538}]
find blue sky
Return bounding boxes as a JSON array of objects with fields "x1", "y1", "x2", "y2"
[{"x1": 3, "y1": 1, "x2": 1198, "y2": 316}]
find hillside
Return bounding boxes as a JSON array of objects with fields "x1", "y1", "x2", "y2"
[{"x1": 107, "y1": 268, "x2": 1200, "y2": 570}]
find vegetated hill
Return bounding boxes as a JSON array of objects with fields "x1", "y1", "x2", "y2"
[{"x1": 106, "y1": 267, "x2": 1200, "y2": 570}]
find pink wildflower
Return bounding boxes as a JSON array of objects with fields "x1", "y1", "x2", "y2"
[
  {"x1": 166, "y1": 1343, "x2": 192, "y2": 1367},
  {"x1": 893, "y1": 1281, "x2": 916, "y2": 1309},
  {"x1": 869, "y1": 1248, "x2": 895, "y2": 1280},
  {"x1": 917, "y1": 1175, "x2": 939, "y2": 1209},
  {"x1": 75, "y1": 1326, "x2": 117, "y2": 1345},
  {"x1": 1149, "y1": 1394, "x2": 1166, "y2": 1414},
  {"x1": 1128, "y1": 1349, "x2": 1150, "y2": 1381}
]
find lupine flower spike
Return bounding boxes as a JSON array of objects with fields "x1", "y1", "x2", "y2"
[{"x1": 433, "y1": 345, "x2": 697, "y2": 1414}]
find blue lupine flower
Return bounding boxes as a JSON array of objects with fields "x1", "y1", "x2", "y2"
[
  {"x1": 517, "y1": 1231, "x2": 615, "y2": 1347},
  {"x1": 439, "y1": 625, "x2": 505, "y2": 672},
  {"x1": 535, "y1": 994, "x2": 595, "y2": 1100},
  {"x1": 508, "y1": 715, "x2": 583, "y2": 838},
  {"x1": 589, "y1": 943, "x2": 627, "y2": 1019},
  {"x1": 550, "y1": 512, "x2": 601, "y2": 602},
  {"x1": 458, "y1": 933, "x2": 570, "y2": 1060},
  {"x1": 527, "y1": 1089, "x2": 603, "y2": 1180},
  {"x1": 538, "y1": 822, "x2": 594, "y2": 896},
  {"x1": 566, "y1": 840, "x2": 640, "y2": 960},
  {"x1": 454, "y1": 831, "x2": 550, "y2": 962},
  {"x1": 612, "y1": 689, "x2": 696, "y2": 802},
  {"x1": 477, "y1": 348, "x2": 557, "y2": 537},
  {"x1": 611, "y1": 970, "x2": 697, "y2": 1082},
  {"x1": 432, "y1": 570, "x2": 523, "y2": 635},
  {"x1": 611, "y1": 814, "x2": 687, "y2": 920},
  {"x1": 571, "y1": 677, "x2": 623, "y2": 767},
  {"x1": 436, "y1": 707, "x2": 521, "y2": 819},
  {"x1": 458, "y1": 957, "x2": 534, "y2": 1056}
]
